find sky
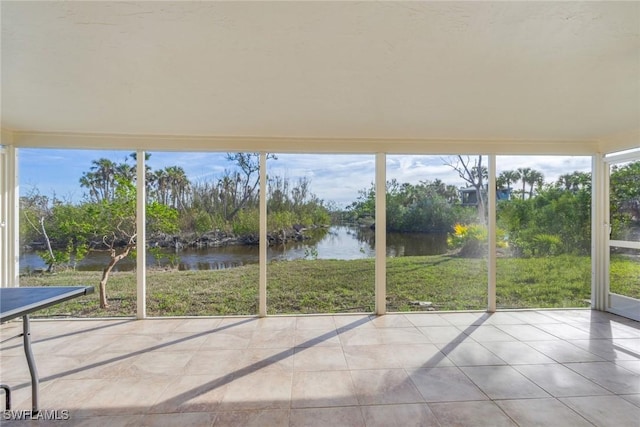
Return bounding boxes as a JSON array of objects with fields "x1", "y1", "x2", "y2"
[{"x1": 18, "y1": 148, "x2": 592, "y2": 208}]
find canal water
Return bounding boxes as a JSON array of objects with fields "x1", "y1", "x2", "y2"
[{"x1": 19, "y1": 226, "x2": 449, "y2": 273}]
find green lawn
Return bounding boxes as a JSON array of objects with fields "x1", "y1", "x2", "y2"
[{"x1": 17, "y1": 255, "x2": 639, "y2": 318}]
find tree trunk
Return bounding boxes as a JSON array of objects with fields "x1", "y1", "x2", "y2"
[
  {"x1": 98, "y1": 245, "x2": 133, "y2": 309},
  {"x1": 39, "y1": 217, "x2": 56, "y2": 273}
]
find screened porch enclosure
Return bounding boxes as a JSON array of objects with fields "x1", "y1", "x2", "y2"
[{"x1": 3, "y1": 146, "x2": 639, "y2": 321}]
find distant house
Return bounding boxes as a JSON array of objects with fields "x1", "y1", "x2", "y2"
[{"x1": 459, "y1": 187, "x2": 511, "y2": 207}]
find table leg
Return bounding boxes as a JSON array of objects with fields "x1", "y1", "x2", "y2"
[{"x1": 22, "y1": 315, "x2": 39, "y2": 413}]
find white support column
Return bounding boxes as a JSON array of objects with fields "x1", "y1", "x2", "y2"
[
  {"x1": 2, "y1": 145, "x2": 20, "y2": 287},
  {"x1": 591, "y1": 154, "x2": 608, "y2": 311},
  {"x1": 136, "y1": 150, "x2": 146, "y2": 319},
  {"x1": 0, "y1": 144, "x2": 13, "y2": 287},
  {"x1": 375, "y1": 153, "x2": 386, "y2": 315},
  {"x1": 259, "y1": 152, "x2": 267, "y2": 317},
  {"x1": 487, "y1": 154, "x2": 497, "y2": 312}
]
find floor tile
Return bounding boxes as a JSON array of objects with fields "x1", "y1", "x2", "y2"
[
  {"x1": 388, "y1": 343, "x2": 454, "y2": 368},
  {"x1": 291, "y1": 370, "x2": 358, "y2": 408},
  {"x1": 343, "y1": 344, "x2": 402, "y2": 369},
  {"x1": 149, "y1": 374, "x2": 230, "y2": 414},
  {"x1": 213, "y1": 409, "x2": 289, "y2": 427},
  {"x1": 70, "y1": 377, "x2": 172, "y2": 416},
  {"x1": 25, "y1": 378, "x2": 107, "y2": 416},
  {"x1": 290, "y1": 406, "x2": 365, "y2": 427},
  {"x1": 368, "y1": 314, "x2": 414, "y2": 328},
  {"x1": 139, "y1": 412, "x2": 217, "y2": 427},
  {"x1": 564, "y1": 361, "x2": 640, "y2": 394},
  {"x1": 294, "y1": 329, "x2": 341, "y2": 347},
  {"x1": 350, "y1": 369, "x2": 423, "y2": 405},
  {"x1": 236, "y1": 347, "x2": 294, "y2": 374},
  {"x1": 48, "y1": 333, "x2": 122, "y2": 356},
  {"x1": 429, "y1": 401, "x2": 517, "y2": 426},
  {"x1": 620, "y1": 393, "x2": 640, "y2": 408},
  {"x1": 96, "y1": 334, "x2": 165, "y2": 354},
  {"x1": 108, "y1": 319, "x2": 185, "y2": 335},
  {"x1": 460, "y1": 325, "x2": 518, "y2": 342},
  {"x1": 526, "y1": 340, "x2": 606, "y2": 363},
  {"x1": 183, "y1": 350, "x2": 244, "y2": 376},
  {"x1": 567, "y1": 338, "x2": 640, "y2": 361},
  {"x1": 217, "y1": 318, "x2": 258, "y2": 331},
  {"x1": 333, "y1": 315, "x2": 375, "y2": 331},
  {"x1": 570, "y1": 320, "x2": 640, "y2": 338},
  {"x1": 59, "y1": 351, "x2": 140, "y2": 380},
  {"x1": 533, "y1": 323, "x2": 594, "y2": 340},
  {"x1": 513, "y1": 364, "x2": 611, "y2": 397},
  {"x1": 494, "y1": 324, "x2": 560, "y2": 341},
  {"x1": 339, "y1": 328, "x2": 428, "y2": 346},
  {"x1": 560, "y1": 395, "x2": 640, "y2": 427},
  {"x1": 438, "y1": 312, "x2": 491, "y2": 326},
  {"x1": 152, "y1": 333, "x2": 208, "y2": 352},
  {"x1": 496, "y1": 398, "x2": 593, "y2": 426},
  {"x1": 66, "y1": 415, "x2": 144, "y2": 427},
  {"x1": 407, "y1": 366, "x2": 488, "y2": 402},
  {"x1": 171, "y1": 318, "x2": 222, "y2": 333},
  {"x1": 541, "y1": 310, "x2": 596, "y2": 323},
  {"x1": 360, "y1": 403, "x2": 439, "y2": 427},
  {"x1": 615, "y1": 360, "x2": 640, "y2": 374},
  {"x1": 403, "y1": 313, "x2": 451, "y2": 327},
  {"x1": 296, "y1": 316, "x2": 336, "y2": 331},
  {"x1": 436, "y1": 342, "x2": 507, "y2": 366},
  {"x1": 460, "y1": 366, "x2": 550, "y2": 399},
  {"x1": 248, "y1": 328, "x2": 295, "y2": 348},
  {"x1": 480, "y1": 312, "x2": 523, "y2": 325},
  {"x1": 293, "y1": 346, "x2": 348, "y2": 371},
  {"x1": 125, "y1": 351, "x2": 193, "y2": 377},
  {"x1": 613, "y1": 338, "x2": 640, "y2": 353},
  {"x1": 417, "y1": 325, "x2": 472, "y2": 344},
  {"x1": 198, "y1": 330, "x2": 253, "y2": 350},
  {"x1": 506, "y1": 311, "x2": 562, "y2": 324},
  {"x1": 219, "y1": 371, "x2": 293, "y2": 411},
  {"x1": 254, "y1": 316, "x2": 297, "y2": 330},
  {"x1": 478, "y1": 341, "x2": 556, "y2": 365}
]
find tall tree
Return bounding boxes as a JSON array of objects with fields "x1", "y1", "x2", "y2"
[
  {"x1": 498, "y1": 170, "x2": 521, "y2": 195},
  {"x1": 444, "y1": 155, "x2": 487, "y2": 223},
  {"x1": 529, "y1": 170, "x2": 545, "y2": 198},
  {"x1": 224, "y1": 153, "x2": 276, "y2": 220},
  {"x1": 517, "y1": 167, "x2": 533, "y2": 200}
]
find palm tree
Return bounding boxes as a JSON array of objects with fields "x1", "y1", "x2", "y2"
[
  {"x1": 165, "y1": 166, "x2": 190, "y2": 210},
  {"x1": 80, "y1": 158, "x2": 117, "y2": 202},
  {"x1": 529, "y1": 170, "x2": 544, "y2": 198},
  {"x1": 151, "y1": 169, "x2": 169, "y2": 205},
  {"x1": 517, "y1": 167, "x2": 533, "y2": 199},
  {"x1": 499, "y1": 170, "x2": 520, "y2": 192}
]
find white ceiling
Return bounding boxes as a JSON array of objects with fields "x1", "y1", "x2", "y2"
[{"x1": 1, "y1": 1, "x2": 639, "y2": 144}]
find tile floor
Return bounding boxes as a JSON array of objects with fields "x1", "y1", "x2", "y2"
[{"x1": 0, "y1": 310, "x2": 639, "y2": 426}]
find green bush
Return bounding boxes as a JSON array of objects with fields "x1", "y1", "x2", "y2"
[
  {"x1": 232, "y1": 209, "x2": 259, "y2": 235},
  {"x1": 448, "y1": 223, "x2": 508, "y2": 257}
]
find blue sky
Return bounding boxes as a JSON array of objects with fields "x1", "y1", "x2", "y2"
[{"x1": 19, "y1": 148, "x2": 592, "y2": 208}]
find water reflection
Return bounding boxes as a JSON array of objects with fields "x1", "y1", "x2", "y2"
[{"x1": 20, "y1": 225, "x2": 450, "y2": 273}]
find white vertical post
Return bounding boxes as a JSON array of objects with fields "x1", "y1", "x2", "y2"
[
  {"x1": 6, "y1": 145, "x2": 20, "y2": 287},
  {"x1": 259, "y1": 152, "x2": 267, "y2": 317},
  {"x1": 136, "y1": 150, "x2": 146, "y2": 319},
  {"x1": 0, "y1": 145, "x2": 7, "y2": 287},
  {"x1": 487, "y1": 154, "x2": 497, "y2": 312},
  {"x1": 375, "y1": 153, "x2": 386, "y2": 315},
  {"x1": 0, "y1": 144, "x2": 18, "y2": 287},
  {"x1": 591, "y1": 154, "x2": 608, "y2": 311}
]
